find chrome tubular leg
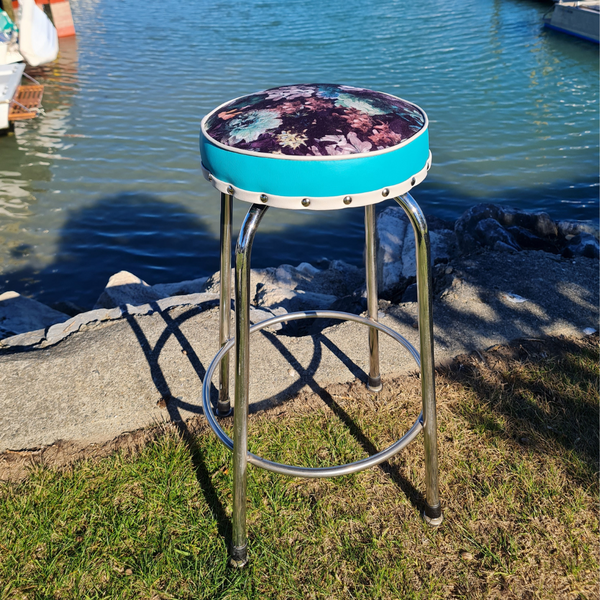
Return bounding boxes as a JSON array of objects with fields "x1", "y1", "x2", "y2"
[
  {"x1": 395, "y1": 193, "x2": 443, "y2": 527},
  {"x1": 230, "y1": 203, "x2": 269, "y2": 567},
  {"x1": 365, "y1": 204, "x2": 382, "y2": 392},
  {"x1": 217, "y1": 193, "x2": 233, "y2": 416}
]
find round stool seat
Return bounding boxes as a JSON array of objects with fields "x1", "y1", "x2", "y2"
[{"x1": 200, "y1": 84, "x2": 431, "y2": 210}]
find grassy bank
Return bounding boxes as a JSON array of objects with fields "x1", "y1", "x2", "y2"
[{"x1": 0, "y1": 335, "x2": 597, "y2": 599}]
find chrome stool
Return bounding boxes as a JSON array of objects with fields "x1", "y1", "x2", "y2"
[{"x1": 199, "y1": 84, "x2": 442, "y2": 567}]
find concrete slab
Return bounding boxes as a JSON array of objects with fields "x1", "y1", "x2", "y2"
[{"x1": 0, "y1": 249, "x2": 597, "y2": 453}]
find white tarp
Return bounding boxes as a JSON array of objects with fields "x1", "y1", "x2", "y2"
[{"x1": 17, "y1": 0, "x2": 58, "y2": 67}]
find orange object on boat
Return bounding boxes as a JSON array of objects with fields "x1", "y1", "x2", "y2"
[
  {"x1": 49, "y1": 0, "x2": 75, "y2": 37},
  {"x1": 8, "y1": 83, "x2": 43, "y2": 120}
]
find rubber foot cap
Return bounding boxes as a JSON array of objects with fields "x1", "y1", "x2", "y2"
[
  {"x1": 229, "y1": 544, "x2": 248, "y2": 568},
  {"x1": 368, "y1": 376, "x2": 382, "y2": 392},
  {"x1": 423, "y1": 504, "x2": 443, "y2": 528},
  {"x1": 216, "y1": 402, "x2": 233, "y2": 418}
]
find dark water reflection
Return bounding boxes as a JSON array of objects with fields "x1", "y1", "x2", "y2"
[{"x1": 0, "y1": 0, "x2": 597, "y2": 306}]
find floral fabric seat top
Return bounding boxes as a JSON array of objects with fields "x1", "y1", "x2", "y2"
[
  {"x1": 203, "y1": 84, "x2": 426, "y2": 157},
  {"x1": 200, "y1": 84, "x2": 431, "y2": 210}
]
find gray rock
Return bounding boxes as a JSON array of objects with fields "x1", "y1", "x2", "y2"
[
  {"x1": 507, "y1": 225, "x2": 557, "y2": 252},
  {"x1": 455, "y1": 204, "x2": 561, "y2": 252},
  {"x1": 1, "y1": 329, "x2": 46, "y2": 348},
  {"x1": 562, "y1": 233, "x2": 600, "y2": 259},
  {"x1": 262, "y1": 261, "x2": 362, "y2": 297},
  {"x1": 155, "y1": 293, "x2": 219, "y2": 312},
  {"x1": 0, "y1": 305, "x2": 129, "y2": 349},
  {"x1": 9, "y1": 294, "x2": 223, "y2": 349},
  {"x1": 455, "y1": 204, "x2": 505, "y2": 251},
  {"x1": 1, "y1": 281, "x2": 280, "y2": 350},
  {"x1": 474, "y1": 218, "x2": 521, "y2": 251},
  {"x1": 45, "y1": 307, "x2": 123, "y2": 345},
  {"x1": 94, "y1": 271, "x2": 162, "y2": 309},
  {"x1": 401, "y1": 283, "x2": 418, "y2": 303},
  {"x1": 151, "y1": 277, "x2": 209, "y2": 298},
  {"x1": 121, "y1": 304, "x2": 155, "y2": 317},
  {"x1": 0, "y1": 291, "x2": 68, "y2": 340},
  {"x1": 500, "y1": 208, "x2": 557, "y2": 237},
  {"x1": 377, "y1": 207, "x2": 457, "y2": 294},
  {"x1": 255, "y1": 283, "x2": 339, "y2": 313},
  {"x1": 205, "y1": 260, "x2": 362, "y2": 304},
  {"x1": 46, "y1": 320, "x2": 83, "y2": 345},
  {"x1": 303, "y1": 260, "x2": 364, "y2": 297},
  {"x1": 377, "y1": 207, "x2": 412, "y2": 292},
  {"x1": 205, "y1": 266, "x2": 301, "y2": 298},
  {"x1": 557, "y1": 220, "x2": 599, "y2": 241},
  {"x1": 44, "y1": 295, "x2": 221, "y2": 348},
  {"x1": 250, "y1": 306, "x2": 283, "y2": 332},
  {"x1": 205, "y1": 268, "x2": 280, "y2": 300},
  {"x1": 94, "y1": 275, "x2": 210, "y2": 311},
  {"x1": 489, "y1": 206, "x2": 530, "y2": 229},
  {"x1": 329, "y1": 294, "x2": 367, "y2": 315},
  {"x1": 493, "y1": 240, "x2": 519, "y2": 253},
  {"x1": 95, "y1": 273, "x2": 211, "y2": 312},
  {"x1": 529, "y1": 212, "x2": 558, "y2": 238}
]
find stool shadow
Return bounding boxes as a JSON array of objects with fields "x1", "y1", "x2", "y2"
[
  {"x1": 123, "y1": 303, "x2": 232, "y2": 547},
  {"x1": 247, "y1": 328, "x2": 367, "y2": 415},
  {"x1": 261, "y1": 330, "x2": 426, "y2": 514},
  {"x1": 124, "y1": 301, "x2": 424, "y2": 533}
]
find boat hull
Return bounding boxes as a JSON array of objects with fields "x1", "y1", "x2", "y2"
[
  {"x1": 0, "y1": 62, "x2": 24, "y2": 130},
  {"x1": 544, "y1": 2, "x2": 600, "y2": 43}
]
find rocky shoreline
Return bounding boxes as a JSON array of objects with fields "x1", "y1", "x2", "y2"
[{"x1": 1, "y1": 202, "x2": 598, "y2": 350}]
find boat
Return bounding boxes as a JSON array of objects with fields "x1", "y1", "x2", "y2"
[
  {"x1": 543, "y1": 1, "x2": 600, "y2": 43},
  {"x1": 0, "y1": 0, "x2": 59, "y2": 131},
  {"x1": 0, "y1": 62, "x2": 43, "y2": 130}
]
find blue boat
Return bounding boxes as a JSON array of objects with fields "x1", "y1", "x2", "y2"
[{"x1": 544, "y1": 1, "x2": 600, "y2": 43}]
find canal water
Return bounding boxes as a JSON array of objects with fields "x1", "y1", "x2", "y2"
[{"x1": 0, "y1": 0, "x2": 598, "y2": 309}]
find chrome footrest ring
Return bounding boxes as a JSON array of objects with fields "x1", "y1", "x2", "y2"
[{"x1": 201, "y1": 310, "x2": 423, "y2": 479}]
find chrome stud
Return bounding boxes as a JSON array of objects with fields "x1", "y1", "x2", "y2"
[
  {"x1": 381, "y1": 188, "x2": 389, "y2": 197},
  {"x1": 227, "y1": 185, "x2": 234, "y2": 195},
  {"x1": 343, "y1": 196, "x2": 352, "y2": 205},
  {"x1": 259, "y1": 194, "x2": 268, "y2": 203},
  {"x1": 208, "y1": 174, "x2": 214, "y2": 182},
  {"x1": 426, "y1": 162, "x2": 431, "y2": 171},
  {"x1": 301, "y1": 198, "x2": 311, "y2": 207},
  {"x1": 411, "y1": 177, "x2": 416, "y2": 186}
]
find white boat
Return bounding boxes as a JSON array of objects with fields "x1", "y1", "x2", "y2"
[
  {"x1": 0, "y1": 62, "x2": 43, "y2": 130},
  {"x1": 544, "y1": 1, "x2": 600, "y2": 43},
  {"x1": 0, "y1": 0, "x2": 59, "y2": 131},
  {"x1": 0, "y1": 63, "x2": 23, "y2": 129}
]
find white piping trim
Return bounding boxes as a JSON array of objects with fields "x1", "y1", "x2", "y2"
[
  {"x1": 200, "y1": 87, "x2": 428, "y2": 162},
  {"x1": 201, "y1": 152, "x2": 432, "y2": 211}
]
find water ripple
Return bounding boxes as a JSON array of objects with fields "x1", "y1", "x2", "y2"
[{"x1": 0, "y1": 0, "x2": 597, "y2": 306}]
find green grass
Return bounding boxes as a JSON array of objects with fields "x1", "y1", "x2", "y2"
[{"x1": 0, "y1": 336, "x2": 598, "y2": 599}]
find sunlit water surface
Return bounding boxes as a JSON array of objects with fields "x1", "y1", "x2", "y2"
[{"x1": 0, "y1": 0, "x2": 598, "y2": 308}]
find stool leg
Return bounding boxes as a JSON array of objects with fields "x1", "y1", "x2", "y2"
[
  {"x1": 395, "y1": 193, "x2": 443, "y2": 527},
  {"x1": 217, "y1": 193, "x2": 233, "y2": 416},
  {"x1": 365, "y1": 205, "x2": 382, "y2": 392},
  {"x1": 231, "y1": 203, "x2": 269, "y2": 567}
]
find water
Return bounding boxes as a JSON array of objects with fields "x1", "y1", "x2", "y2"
[{"x1": 0, "y1": 0, "x2": 598, "y2": 309}]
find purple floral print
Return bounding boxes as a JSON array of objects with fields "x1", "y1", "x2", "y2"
[{"x1": 204, "y1": 84, "x2": 426, "y2": 157}]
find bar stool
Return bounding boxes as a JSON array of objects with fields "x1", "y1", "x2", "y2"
[{"x1": 199, "y1": 84, "x2": 443, "y2": 567}]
